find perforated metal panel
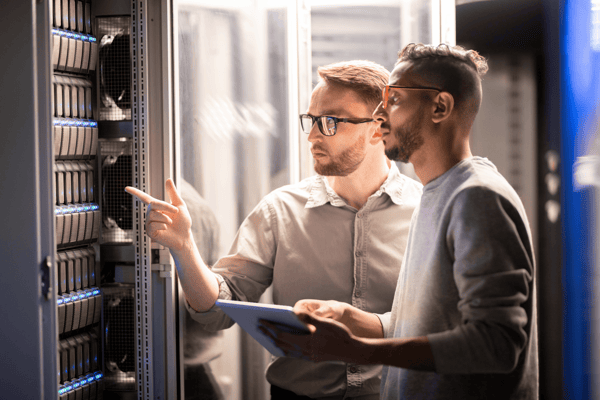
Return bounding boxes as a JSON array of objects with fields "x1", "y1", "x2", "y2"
[
  {"x1": 100, "y1": 138, "x2": 133, "y2": 244},
  {"x1": 103, "y1": 284, "x2": 136, "y2": 391},
  {"x1": 97, "y1": 16, "x2": 132, "y2": 121},
  {"x1": 132, "y1": 0, "x2": 154, "y2": 398}
]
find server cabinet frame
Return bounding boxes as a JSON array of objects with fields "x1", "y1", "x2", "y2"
[
  {"x1": 132, "y1": 0, "x2": 179, "y2": 399},
  {"x1": 0, "y1": 1, "x2": 57, "y2": 399}
]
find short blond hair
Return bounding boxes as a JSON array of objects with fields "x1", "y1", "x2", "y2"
[{"x1": 317, "y1": 60, "x2": 390, "y2": 110}]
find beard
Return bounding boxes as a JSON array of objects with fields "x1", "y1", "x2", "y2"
[
  {"x1": 384, "y1": 115, "x2": 425, "y2": 163},
  {"x1": 313, "y1": 134, "x2": 367, "y2": 176}
]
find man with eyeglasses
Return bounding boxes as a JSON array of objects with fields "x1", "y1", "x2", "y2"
[
  {"x1": 126, "y1": 59, "x2": 422, "y2": 400},
  {"x1": 262, "y1": 43, "x2": 538, "y2": 400}
]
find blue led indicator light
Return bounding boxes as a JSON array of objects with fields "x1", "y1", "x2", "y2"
[
  {"x1": 89, "y1": 36, "x2": 97, "y2": 42},
  {"x1": 88, "y1": 377, "x2": 94, "y2": 383},
  {"x1": 74, "y1": 34, "x2": 81, "y2": 40},
  {"x1": 73, "y1": 382, "x2": 80, "y2": 388},
  {"x1": 93, "y1": 289, "x2": 100, "y2": 295},
  {"x1": 76, "y1": 120, "x2": 83, "y2": 127},
  {"x1": 91, "y1": 121, "x2": 98, "y2": 127},
  {"x1": 60, "y1": 119, "x2": 68, "y2": 126},
  {"x1": 53, "y1": 119, "x2": 60, "y2": 126},
  {"x1": 66, "y1": 385, "x2": 73, "y2": 391},
  {"x1": 52, "y1": 29, "x2": 58, "y2": 34},
  {"x1": 86, "y1": 291, "x2": 92, "y2": 297},
  {"x1": 63, "y1": 296, "x2": 71, "y2": 303},
  {"x1": 95, "y1": 373, "x2": 102, "y2": 379},
  {"x1": 57, "y1": 298, "x2": 64, "y2": 305},
  {"x1": 83, "y1": 205, "x2": 90, "y2": 211},
  {"x1": 79, "y1": 294, "x2": 85, "y2": 299},
  {"x1": 58, "y1": 30, "x2": 66, "y2": 37},
  {"x1": 71, "y1": 295, "x2": 78, "y2": 301}
]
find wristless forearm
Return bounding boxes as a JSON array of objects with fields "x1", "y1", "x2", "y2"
[
  {"x1": 342, "y1": 304, "x2": 385, "y2": 339},
  {"x1": 171, "y1": 238, "x2": 220, "y2": 312},
  {"x1": 359, "y1": 336, "x2": 436, "y2": 371}
]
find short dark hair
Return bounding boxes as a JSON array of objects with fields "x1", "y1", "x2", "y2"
[
  {"x1": 397, "y1": 43, "x2": 488, "y2": 118},
  {"x1": 317, "y1": 60, "x2": 390, "y2": 110}
]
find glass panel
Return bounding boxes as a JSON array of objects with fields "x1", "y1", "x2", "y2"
[
  {"x1": 176, "y1": 1, "x2": 291, "y2": 399},
  {"x1": 309, "y1": 0, "x2": 433, "y2": 181}
]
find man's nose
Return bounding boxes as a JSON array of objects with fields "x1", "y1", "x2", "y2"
[
  {"x1": 307, "y1": 121, "x2": 321, "y2": 143},
  {"x1": 373, "y1": 101, "x2": 387, "y2": 122}
]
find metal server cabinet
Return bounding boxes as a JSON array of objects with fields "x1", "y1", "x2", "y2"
[{"x1": 0, "y1": 0, "x2": 178, "y2": 399}]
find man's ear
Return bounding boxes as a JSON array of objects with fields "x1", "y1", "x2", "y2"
[{"x1": 431, "y1": 92, "x2": 454, "y2": 124}]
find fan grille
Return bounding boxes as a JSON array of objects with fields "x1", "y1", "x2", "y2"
[
  {"x1": 103, "y1": 284, "x2": 137, "y2": 391},
  {"x1": 97, "y1": 16, "x2": 131, "y2": 121},
  {"x1": 100, "y1": 138, "x2": 133, "y2": 244}
]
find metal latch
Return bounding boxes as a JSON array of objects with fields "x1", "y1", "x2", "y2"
[
  {"x1": 42, "y1": 256, "x2": 52, "y2": 300},
  {"x1": 151, "y1": 243, "x2": 172, "y2": 278}
]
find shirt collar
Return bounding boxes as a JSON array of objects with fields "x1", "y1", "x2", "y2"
[{"x1": 305, "y1": 162, "x2": 407, "y2": 209}]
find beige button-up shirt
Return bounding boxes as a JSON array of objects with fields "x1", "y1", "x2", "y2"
[{"x1": 187, "y1": 163, "x2": 422, "y2": 399}]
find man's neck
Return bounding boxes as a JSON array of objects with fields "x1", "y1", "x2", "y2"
[
  {"x1": 326, "y1": 157, "x2": 391, "y2": 210},
  {"x1": 412, "y1": 135, "x2": 472, "y2": 186}
]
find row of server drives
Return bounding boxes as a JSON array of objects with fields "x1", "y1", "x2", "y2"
[
  {"x1": 55, "y1": 161, "x2": 95, "y2": 205},
  {"x1": 52, "y1": 0, "x2": 92, "y2": 34},
  {"x1": 57, "y1": 248, "x2": 100, "y2": 296},
  {"x1": 54, "y1": 76, "x2": 94, "y2": 120},
  {"x1": 57, "y1": 286, "x2": 101, "y2": 335},
  {"x1": 52, "y1": 28, "x2": 98, "y2": 75},
  {"x1": 53, "y1": 119, "x2": 98, "y2": 160},
  {"x1": 58, "y1": 332, "x2": 104, "y2": 400}
]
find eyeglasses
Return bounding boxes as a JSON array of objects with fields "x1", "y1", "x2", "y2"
[
  {"x1": 299, "y1": 114, "x2": 374, "y2": 136},
  {"x1": 382, "y1": 85, "x2": 441, "y2": 109}
]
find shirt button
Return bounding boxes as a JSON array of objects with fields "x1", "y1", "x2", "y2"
[
  {"x1": 355, "y1": 250, "x2": 362, "y2": 257},
  {"x1": 355, "y1": 290, "x2": 362, "y2": 298},
  {"x1": 349, "y1": 366, "x2": 358, "y2": 373}
]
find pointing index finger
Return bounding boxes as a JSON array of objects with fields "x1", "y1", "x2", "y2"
[
  {"x1": 125, "y1": 186, "x2": 154, "y2": 205},
  {"x1": 125, "y1": 186, "x2": 180, "y2": 214}
]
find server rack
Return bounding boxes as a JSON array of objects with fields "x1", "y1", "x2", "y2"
[{"x1": 0, "y1": 0, "x2": 178, "y2": 399}]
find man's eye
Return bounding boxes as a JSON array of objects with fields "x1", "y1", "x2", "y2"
[{"x1": 389, "y1": 95, "x2": 399, "y2": 104}]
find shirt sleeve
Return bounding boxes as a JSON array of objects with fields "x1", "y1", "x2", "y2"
[
  {"x1": 187, "y1": 196, "x2": 278, "y2": 331},
  {"x1": 427, "y1": 186, "x2": 535, "y2": 374},
  {"x1": 375, "y1": 312, "x2": 392, "y2": 338}
]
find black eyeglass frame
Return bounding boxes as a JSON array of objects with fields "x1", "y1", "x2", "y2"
[
  {"x1": 299, "y1": 114, "x2": 374, "y2": 136},
  {"x1": 382, "y1": 85, "x2": 442, "y2": 109}
]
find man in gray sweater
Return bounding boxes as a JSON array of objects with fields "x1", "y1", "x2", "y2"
[{"x1": 263, "y1": 43, "x2": 539, "y2": 399}]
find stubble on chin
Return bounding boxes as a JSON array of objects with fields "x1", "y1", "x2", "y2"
[
  {"x1": 314, "y1": 138, "x2": 367, "y2": 176},
  {"x1": 385, "y1": 118, "x2": 424, "y2": 163}
]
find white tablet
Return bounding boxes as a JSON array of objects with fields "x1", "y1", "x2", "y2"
[{"x1": 215, "y1": 299, "x2": 311, "y2": 357}]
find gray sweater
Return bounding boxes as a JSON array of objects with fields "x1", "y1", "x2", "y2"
[{"x1": 380, "y1": 157, "x2": 538, "y2": 399}]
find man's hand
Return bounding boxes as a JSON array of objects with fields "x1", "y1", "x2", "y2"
[
  {"x1": 125, "y1": 179, "x2": 192, "y2": 254},
  {"x1": 259, "y1": 312, "x2": 367, "y2": 364},
  {"x1": 294, "y1": 299, "x2": 347, "y2": 323}
]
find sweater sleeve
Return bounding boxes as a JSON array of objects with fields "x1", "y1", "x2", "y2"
[
  {"x1": 427, "y1": 186, "x2": 535, "y2": 374},
  {"x1": 188, "y1": 196, "x2": 277, "y2": 331}
]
